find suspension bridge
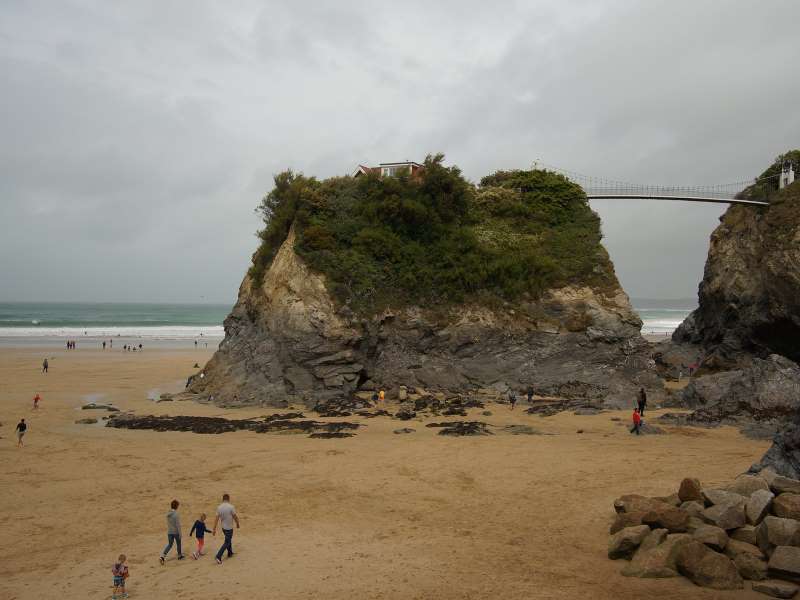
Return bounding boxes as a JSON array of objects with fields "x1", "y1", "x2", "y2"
[{"x1": 537, "y1": 163, "x2": 784, "y2": 207}]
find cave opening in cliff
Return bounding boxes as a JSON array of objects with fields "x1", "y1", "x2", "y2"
[{"x1": 753, "y1": 318, "x2": 800, "y2": 363}]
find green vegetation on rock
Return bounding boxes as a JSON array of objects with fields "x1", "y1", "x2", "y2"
[
  {"x1": 740, "y1": 149, "x2": 800, "y2": 203},
  {"x1": 250, "y1": 154, "x2": 617, "y2": 313}
]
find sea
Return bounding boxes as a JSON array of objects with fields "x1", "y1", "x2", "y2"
[
  {"x1": 0, "y1": 299, "x2": 695, "y2": 341},
  {"x1": 632, "y1": 297, "x2": 696, "y2": 336},
  {"x1": 0, "y1": 302, "x2": 230, "y2": 340}
]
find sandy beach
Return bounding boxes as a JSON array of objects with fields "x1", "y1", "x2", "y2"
[{"x1": 0, "y1": 345, "x2": 770, "y2": 599}]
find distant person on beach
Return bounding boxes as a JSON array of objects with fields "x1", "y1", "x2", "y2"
[
  {"x1": 33, "y1": 394, "x2": 40, "y2": 410},
  {"x1": 111, "y1": 554, "x2": 129, "y2": 599},
  {"x1": 159, "y1": 499, "x2": 184, "y2": 565},
  {"x1": 15, "y1": 419, "x2": 27, "y2": 446},
  {"x1": 190, "y1": 513, "x2": 213, "y2": 559},
  {"x1": 194, "y1": 340, "x2": 198, "y2": 348},
  {"x1": 630, "y1": 408, "x2": 641, "y2": 435},
  {"x1": 42, "y1": 358, "x2": 48, "y2": 373},
  {"x1": 213, "y1": 493, "x2": 240, "y2": 564},
  {"x1": 103, "y1": 341, "x2": 106, "y2": 350},
  {"x1": 637, "y1": 387, "x2": 647, "y2": 417},
  {"x1": 110, "y1": 339, "x2": 113, "y2": 348},
  {"x1": 508, "y1": 390, "x2": 517, "y2": 410},
  {"x1": 378, "y1": 390, "x2": 385, "y2": 403},
  {"x1": 526, "y1": 386, "x2": 534, "y2": 404}
]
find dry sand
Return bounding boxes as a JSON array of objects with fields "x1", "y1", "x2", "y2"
[{"x1": 0, "y1": 345, "x2": 771, "y2": 599}]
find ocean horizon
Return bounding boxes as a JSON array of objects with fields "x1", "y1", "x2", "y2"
[{"x1": 0, "y1": 298, "x2": 695, "y2": 339}]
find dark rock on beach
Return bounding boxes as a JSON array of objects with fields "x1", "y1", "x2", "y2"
[
  {"x1": 425, "y1": 421, "x2": 492, "y2": 436},
  {"x1": 105, "y1": 413, "x2": 360, "y2": 438}
]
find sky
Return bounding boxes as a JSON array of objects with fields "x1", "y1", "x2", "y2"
[{"x1": 1, "y1": 0, "x2": 798, "y2": 304}]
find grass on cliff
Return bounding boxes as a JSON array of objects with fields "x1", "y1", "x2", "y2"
[
  {"x1": 250, "y1": 154, "x2": 617, "y2": 313},
  {"x1": 739, "y1": 149, "x2": 800, "y2": 203}
]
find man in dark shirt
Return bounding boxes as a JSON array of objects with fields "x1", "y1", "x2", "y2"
[{"x1": 15, "y1": 419, "x2": 27, "y2": 447}]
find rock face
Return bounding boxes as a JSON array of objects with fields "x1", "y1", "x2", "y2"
[
  {"x1": 673, "y1": 181, "x2": 800, "y2": 365},
  {"x1": 678, "y1": 355, "x2": 800, "y2": 422},
  {"x1": 189, "y1": 227, "x2": 657, "y2": 408}
]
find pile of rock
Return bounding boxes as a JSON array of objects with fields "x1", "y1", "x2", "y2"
[{"x1": 609, "y1": 470, "x2": 800, "y2": 596}]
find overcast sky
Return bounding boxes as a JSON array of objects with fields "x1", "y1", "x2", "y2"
[{"x1": 1, "y1": 1, "x2": 798, "y2": 304}]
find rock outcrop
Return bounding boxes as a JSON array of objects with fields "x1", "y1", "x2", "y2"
[
  {"x1": 673, "y1": 179, "x2": 800, "y2": 366},
  {"x1": 189, "y1": 226, "x2": 659, "y2": 409}
]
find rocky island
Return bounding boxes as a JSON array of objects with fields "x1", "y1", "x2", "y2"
[{"x1": 188, "y1": 155, "x2": 660, "y2": 410}]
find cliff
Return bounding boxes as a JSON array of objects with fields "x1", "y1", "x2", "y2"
[
  {"x1": 673, "y1": 174, "x2": 800, "y2": 366},
  {"x1": 190, "y1": 156, "x2": 659, "y2": 408}
]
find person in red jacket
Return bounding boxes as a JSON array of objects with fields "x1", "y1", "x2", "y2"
[{"x1": 630, "y1": 408, "x2": 642, "y2": 435}]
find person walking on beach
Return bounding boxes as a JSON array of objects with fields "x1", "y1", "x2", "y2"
[
  {"x1": 103, "y1": 341, "x2": 106, "y2": 350},
  {"x1": 33, "y1": 393, "x2": 40, "y2": 410},
  {"x1": 42, "y1": 358, "x2": 48, "y2": 373},
  {"x1": 508, "y1": 389, "x2": 517, "y2": 410},
  {"x1": 189, "y1": 513, "x2": 213, "y2": 559},
  {"x1": 526, "y1": 386, "x2": 534, "y2": 404},
  {"x1": 378, "y1": 389, "x2": 385, "y2": 403},
  {"x1": 111, "y1": 554, "x2": 129, "y2": 599},
  {"x1": 637, "y1": 387, "x2": 647, "y2": 417},
  {"x1": 159, "y1": 499, "x2": 184, "y2": 564},
  {"x1": 15, "y1": 419, "x2": 27, "y2": 447},
  {"x1": 213, "y1": 493, "x2": 240, "y2": 564},
  {"x1": 630, "y1": 408, "x2": 641, "y2": 435}
]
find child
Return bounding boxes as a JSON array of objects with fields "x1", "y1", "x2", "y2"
[
  {"x1": 33, "y1": 393, "x2": 40, "y2": 409},
  {"x1": 630, "y1": 408, "x2": 641, "y2": 435},
  {"x1": 111, "y1": 554, "x2": 129, "y2": 599},
  {"x1": 189, "y1": 513, "x2": 213, "y2": 559}
]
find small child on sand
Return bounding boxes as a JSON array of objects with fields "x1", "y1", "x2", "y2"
[
  {"x1": 630, "y1": 408, "x2": 642, "y2": 435},
  {"x1": 111, "y1": 554, "x2": 129, "y2": 599},
  {"x1": 189, "y1": 513, "x2": 214, "y2": 559}
]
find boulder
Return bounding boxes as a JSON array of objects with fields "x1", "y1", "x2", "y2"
[
  {"x1": 757, "y1": 517, "x2": 800, "y2": 557},
  {"x1": 769, "y1": 546, "x2": 800, "y2": 583},
  {"x1": 675, "y1": 540, "x2": 743, "y2": 589},
  {"x1": 775, "y1": 495, "x2": 800, "y2": 521},
  {"x1": 733, "y1": 553, "x2": 768, "y2": 581},
  {"x1": 749, "y1": 489, "x2": 777, "y2": 525},
  {"x1": 679, "y1": 478, "x2": 703, "y2": 503},
  {"x1": 614, "y1": 494, "x2": 668, "y2": 515},
  {"x1": 692, "y1": 525, "x2": 728, "y2": 552},
  {"x1": 687, "y1": 516, "x2": 706, "y2": 533},
  {"x1": 652, "y1": 493, "x2": 681, "y2": 507},
  {"x1": 703, "y1": 488, "x2": 746, "y2": 507},
  {"x1": 393, "y1": 428, "x2": 415, "y2": 434},
  {"x1": 753, "y1": 580, "x2": 800, "y2": 598},
  {"x1": 680, "y1": 501, "x2": 705, "y2": 518},
  {"x1": 75, "y1": 418, "x2": 97, "y2": 424},
  {"x1": 702, "y1": 503, "x2": 746, "y2": 530},
  {"x1": 642, "y1": 506, "x2": 690, "y2": 533},
  {"x1": 621, "y1": 533, "x2": 691, "y2": 579},
  {"x1": 725, "y1": 539, "x2": 765, "y2": 560},
  {"x1": 608, "y1": 525, "x2": 651, "y2": 560},
  {"x1": 610, "y1": 511, "x2": 646, "y2": 535},
  {"x1": 638, "y1": 528, "x2": 669, "y2": 552},
  {"x1": 728, "y1": 474, "x2": 770, "y2": 497},
  {"x1": 773, "y1": 476, "x2": 800, "y2": 496},
  {"x1": 731, "y1": 525, "x2": 759, "y2": 546}
]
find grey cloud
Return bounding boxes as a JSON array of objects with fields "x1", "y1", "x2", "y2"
[{"x1": 0, "y1": 0, "x2": 798, "y2": 303}]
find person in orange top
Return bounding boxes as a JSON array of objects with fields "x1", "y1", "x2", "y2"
[
  {"x1": 33, "y1": 393, "x2": 41, "y2": 410},
  {"x1": 378, "y1": 390, "x2": 385, "y2": 402},
  {"x1": 630, "y1": 408, "x2": 641, "y2": 435}
]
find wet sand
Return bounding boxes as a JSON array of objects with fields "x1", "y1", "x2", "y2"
[{"x1": 0, "y1": 346, "x2": 770, "y2": 599}]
